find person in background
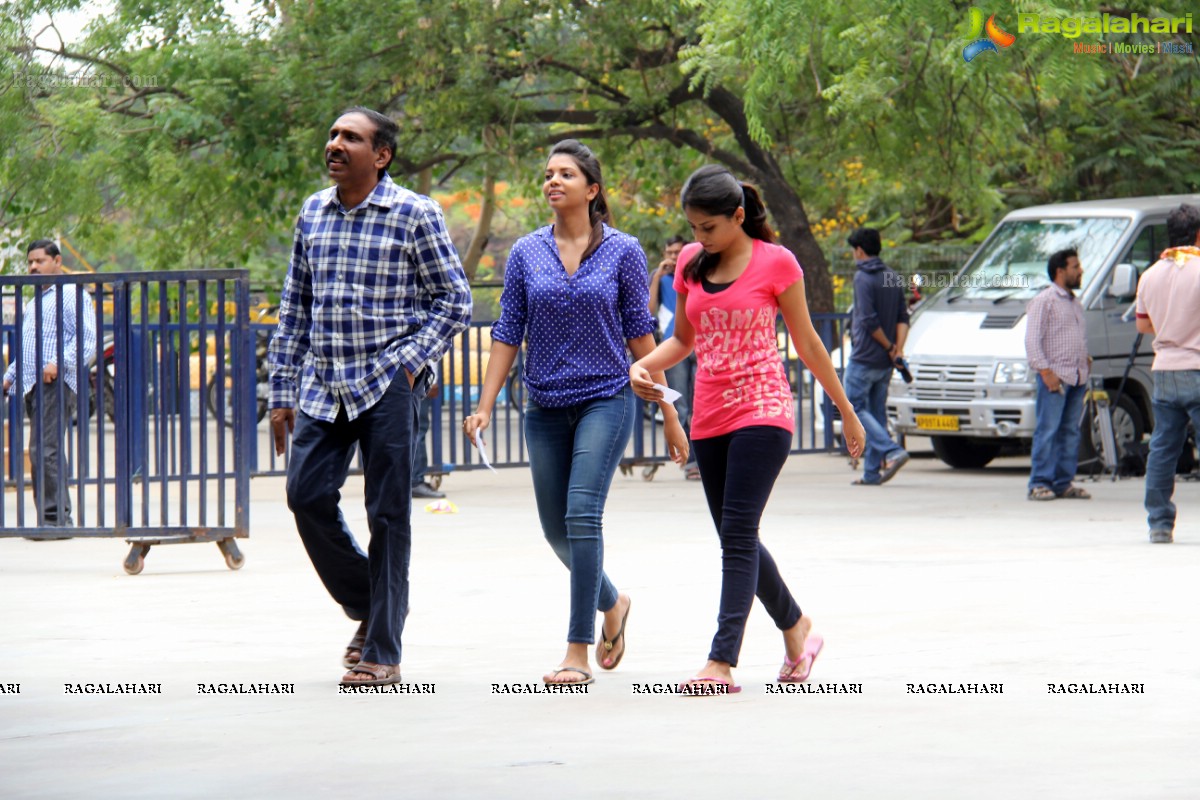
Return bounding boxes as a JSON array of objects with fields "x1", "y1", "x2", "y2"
[
  {"x1": 845, "y1": 228, "x2": 910, "y2": 486},
  {"x1": 1136, "y1": 204, "x2": 1200, "y2": 543},
  {"x1": 412, "y1": 382, "x2": 445, "y2": 499},
  {"x1": 630, "y1": 165, "x2": 865, "y2": 694},
  {"x1": 3, "y1": 239, "x2": 96, "y2": 530},
  {"x1": 648, "y1": 235, "x2": 699, "y2": 479},
  {"x1": 908, "y1": 274, "x2": 924, "y2": 312},
  {"x1": 1024, "y1": 248, "x2": 1091, "y2": 501},
  {"x1": 464, "y1": 140, "x2": 687, "y2": 687}
]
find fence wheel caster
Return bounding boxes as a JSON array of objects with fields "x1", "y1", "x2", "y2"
[
  {"x1": 642, "y1": 465, "x2": 659, "y2": 482},
  {"x1": 218, "y1": 539, "x2": 245, "y2": 571},
  {"x1": 619, "y1": 464, "x2": 633, "y2": 477},
  {"x1": 123, "y1": 544, "x2": 148, "y2": 575},
  {"x1": 428, "y1": 474, "x2": 443, "y2": 490}
]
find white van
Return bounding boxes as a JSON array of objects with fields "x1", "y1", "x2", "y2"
[{"x1": 888, "y1": 194, "x2": 1200, "y2": 469}]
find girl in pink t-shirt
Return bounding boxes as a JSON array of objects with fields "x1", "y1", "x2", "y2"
[{"x1": 631, "y1": 165, "x2": 865, "y2": 694}]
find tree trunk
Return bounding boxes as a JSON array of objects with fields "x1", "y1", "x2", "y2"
[
  {"x1": 704, "y1": 87, "x2": 834, "y2": 313},
  {"x1": 461, "y1": 168, "x2": 495, "y2": 282},
  {"x1": 416, "y1": 167, "x2": 433, "y2": 196}
]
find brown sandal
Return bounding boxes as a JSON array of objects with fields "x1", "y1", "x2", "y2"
[
  {"x1": 596, "y1": 598, "x2": 631, "y2": 670},
  {"x1": 343, "y1": 607, "x2": 411, "y2": 668},
  {"x1": 340, "y1": 662, "x2": 402, "y2": 686},
  {"x1": 545, "y1": 666, "x2": 594, "y2": 686},
  {"x1": 343, "y1": 620, "x2": 368, "y2": 669}
]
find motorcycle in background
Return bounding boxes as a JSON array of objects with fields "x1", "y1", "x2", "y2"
[{"x1": 206, "y1": 305, "x2": 276, "y2": 428}]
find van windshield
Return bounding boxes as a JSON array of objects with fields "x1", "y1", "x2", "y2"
[{"x1": 946, "y1": 217, "x2": 1130, "y2": 301}]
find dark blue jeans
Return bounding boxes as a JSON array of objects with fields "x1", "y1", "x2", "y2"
[
  {"x1": 524, "y1": 386, "x2": 634, "y2": 644},
  {"x1": 1145, "y1": 370, "x2": 1200, "y2": 533},
  {"x1": 691, "y1": 425, "x2": 801, "y2": 667},
  {"x1": 844, "y1": 360, "x2": 905, "y2": 484},
  {"x1": 1029, "y1": 375, "x2": 1087, "y2": 493},
  {"x1": 286, "y1": 375, "x2": 418, "y2": 665}
]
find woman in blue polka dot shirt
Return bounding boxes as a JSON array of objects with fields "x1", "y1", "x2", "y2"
[{"x1": 464, "y1": 140, "x2": 688, "y2": 686}]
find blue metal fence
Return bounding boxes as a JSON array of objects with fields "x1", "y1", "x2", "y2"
[
  {"x1": 248, "y1": 312, "x2": 853, "y2": 482},
  {"x1": 1, "y1": 271, "x2": 850, "y2": 563},
  {"x1": 1, "y1": 270, "x2": 253, "y2": 574}
]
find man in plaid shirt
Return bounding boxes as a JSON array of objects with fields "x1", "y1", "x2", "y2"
[
  {"x1": 268, "y1": 107, "x2": 471, "y2": 685},
  {"x1": 1024, "y1": 248, "x2": 1091, "y2": 501}
]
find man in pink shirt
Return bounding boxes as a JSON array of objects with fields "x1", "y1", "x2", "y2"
[{"x1": 1135, "y1": 204, "x2": 1200, "y2": 544}]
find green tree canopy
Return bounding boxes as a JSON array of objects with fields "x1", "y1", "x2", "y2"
[{"x1": 3, "y1": 0, "x2": 1198, "y2": 310}]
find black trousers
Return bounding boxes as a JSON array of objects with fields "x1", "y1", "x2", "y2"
[
  {"x1": 691, "y1": 426, "x2": 801, "y2": 667},
  {"x1": 24, "y1": 385, "x2": 76, "y2": 526},
  {"x1": 286, "y1": 377, "x2": 418, "y2": 665}
]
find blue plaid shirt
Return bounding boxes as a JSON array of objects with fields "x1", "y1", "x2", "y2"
[
  {"x1": 268, "y1": 175, "x2": 472, "y2": 421},
  {"x1": 4, "y1": 285, "x2": 97, "y2": 398}
]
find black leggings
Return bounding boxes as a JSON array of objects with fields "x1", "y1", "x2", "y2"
[{"x1": 691, "y1": 425, "x2": 801, "y2": 667}]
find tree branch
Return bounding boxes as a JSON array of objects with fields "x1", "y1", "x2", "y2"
[
  {"x1": 546, "y1": 124, "x2": 754, "y2": 175},
  {"x1": 391, "y1": 152, "x2": 472, "y2": 177},
  {"x1": 15, "y1": 43, "x2": 192, "y2": 103},
  {"x1": 537, "y1": 57, "x2": 632, "y2": 104}
]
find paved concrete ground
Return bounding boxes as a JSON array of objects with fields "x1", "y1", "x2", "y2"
[{"x1": 2, "y1": 448, "x2": 1199, "y2": 799}]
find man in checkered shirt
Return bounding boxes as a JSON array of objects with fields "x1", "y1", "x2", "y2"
[
  {"x1": 1024, "y1": 248, "x2": 1092, "y2": 501},
  {"x1": 268, "y1": 107, "x2": 472, "y2": 686}
]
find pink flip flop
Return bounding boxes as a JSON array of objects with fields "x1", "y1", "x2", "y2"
[
  {"x1": 778, "y1": 634, "x2": 824, "y2": 683},
  {"x1": 678, "y1": 677, "x2": 742, "y2": 696}
]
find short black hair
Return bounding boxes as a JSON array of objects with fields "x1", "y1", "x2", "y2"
[
  {"x1": 847, "y1": 227, "x2": 881, "y2": 257},
  {"x1": 27, "y1": 239, "x2": 60, "y2": 258},
  {"x1": 1047, "y1": 248, "x2": 1078, "y2": 281},
  {"x1": 340, "y1": 106, "x2": 398, "y2": 179},
  {"x1": 1166, "y1": 204, "x2": 1200, "y2": 248},
  {"x1": 665, "y1": 235, "x2": 686, "y2": 247}
]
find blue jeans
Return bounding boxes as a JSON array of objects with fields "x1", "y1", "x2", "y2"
[
  {"x1": 286, "y1": 375, "x2": 418, "y2": 665},
  {"x1": 1145, "y1": 370, "x2": 1200, "y2": 533},
  {"x1": 843, "y1": 360, "x2": 905, "y2": 484},
  {"x1": 524, "y1": 386, "x2": 634, "y2": 644},
  {"x1": 691, "y1": 426, "x2": 800, "y2": 667},
  {"x1": 1029, "y1": 375, "x2": 1087, "y2": 493}
]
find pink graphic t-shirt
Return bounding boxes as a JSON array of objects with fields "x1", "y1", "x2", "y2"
[{"x1": 673, "y1": 239, "x2": 803, "y2": 439}]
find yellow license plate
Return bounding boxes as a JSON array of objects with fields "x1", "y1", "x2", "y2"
[{"x1": 915, "y1": 414, "x2": 960, "y2": 431}]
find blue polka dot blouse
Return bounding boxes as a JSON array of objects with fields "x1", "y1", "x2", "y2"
[{"x1": 491, "y1": 224, "x2": 656, "y2": 407}]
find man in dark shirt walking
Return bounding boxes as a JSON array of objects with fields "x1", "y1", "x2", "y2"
[
  {"x1": 845, "y1": 228, "x2": 910, "y2": 485},
  {"x1": 268, "y1": 106, "x2": 472, "y2": 685}
]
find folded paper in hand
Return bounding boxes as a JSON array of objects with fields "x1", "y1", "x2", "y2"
[
  {"x1": 653, "y1": 383, "x2": 683, "y2": 404},
  {"x1": 472, "y1": 431, "x2": 498, "y2": 473}
]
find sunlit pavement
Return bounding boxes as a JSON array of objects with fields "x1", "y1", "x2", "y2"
[{"x1": 2, "y1": 448, "x2": 1198, "y2": 798}]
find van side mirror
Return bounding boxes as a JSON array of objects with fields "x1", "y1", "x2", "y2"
[{"x1": 1107, "y1": 262, "x2": 1138, "y2": 298}]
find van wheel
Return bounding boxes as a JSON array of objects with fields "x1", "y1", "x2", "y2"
[
  {"x1": 931, "y1": 436, "x2": 1001, "y2": 469},
  {"x1": 1078, "y1": 394, "x2": 1144, "y2": 474}
]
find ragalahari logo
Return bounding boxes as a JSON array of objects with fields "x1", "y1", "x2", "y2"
[{"x1": 963, "y1": 8, "x2": 1016, "y2": 62}]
